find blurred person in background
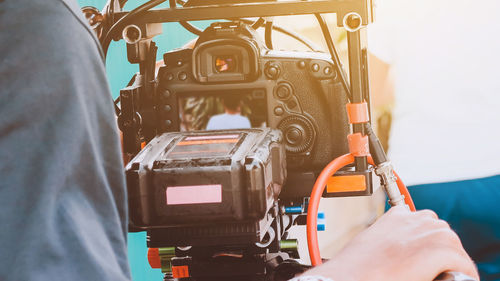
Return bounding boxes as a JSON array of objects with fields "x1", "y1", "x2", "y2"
[
  {"x1": 369, "y1": 1, "x2": 500, "y2": 280},
  {"x1": 206, "y1": 95, "x2": 251, "y2": 130}
]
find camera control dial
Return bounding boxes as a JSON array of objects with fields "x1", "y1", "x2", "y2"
[{"x1": 278, "y1": 115, "x2": 316, "y2": 154}]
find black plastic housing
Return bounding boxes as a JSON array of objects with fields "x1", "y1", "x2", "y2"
[{"x1": 126, "y1": 128, "x2": 286, "y2": 245}]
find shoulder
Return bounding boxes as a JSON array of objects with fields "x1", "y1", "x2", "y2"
[
  {"x1": 206, "y1": 114, "x2": 224, "y2": 129},
  {"x1": 2, "y1": 0, "x2": 101, "y2": 57},
  {"x1": 209, "y1": 114, "x2": 226, "y2": 121},
  {"x1": 1, "y1": 0, "x2": 110, "y2": 109}
]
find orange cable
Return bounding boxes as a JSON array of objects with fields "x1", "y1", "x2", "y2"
[
  {"x1": 306, "y1": 153, "x2": 354, "y2": 266},
  {"x1": 393, "y1": 169, "x2": 416, "y2": 211},
  {"x1": 306, "y1": 154, "x2": 416, "y2": 266}
]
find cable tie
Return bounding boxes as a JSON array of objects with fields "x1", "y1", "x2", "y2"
[
  {"x1": 346, "y1": 102, "x2": 369, "y2": 124},
  {"x1": 347, "y1": 133, "x2": 369, "y2": 157}
]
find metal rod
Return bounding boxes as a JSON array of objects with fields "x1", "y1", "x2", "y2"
[
  {"x1": 117, "y1": 0, "x2": 370, "y2": 25},
  {"x1": 315, "y1": 13, "x2": 352, "y2": 101},
  {"x1": 347, "y1": 28, "x2": 368, "y2": 171}
]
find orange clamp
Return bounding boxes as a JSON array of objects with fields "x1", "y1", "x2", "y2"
[
  {"x1": 346, "y1": 102, "x2": 370, "y2": 124},
  {"x1": 347, "y1": 133, "x2": 369, "y2": 157},
  {"x1": 172, "y1": 265, "x2": 190, "y2": 279},
  {"x1": 326, "y1": 174, "x2": 367, "y2": 193},
  {"x1": 147, "y1": 248, "x2": 161, "y2": 269}
]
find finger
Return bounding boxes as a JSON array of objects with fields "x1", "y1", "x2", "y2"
[
  {"x1": 417, "y1": 241, "x2": 478, "y2": 281},
  {"x1": 448, "y1": 236, "x2": 480, "y2": 280},
  {"x1": 442, "y1": 251, "x2": 480, "y2": 281},
  {"x1": 428, "y1": 229, "x2": 480, "y2": 280},
  {"x1": 424, "y1": 218, "x2": 451, "y2": 231},
  {"x1": 387, "y1": 204, "x2": 410, "y2": 215},
  {"x1": 435, "y1": 219, "x2": 451, "y2": 230},
  {"x1": 425, "y1": 228, "x2": 463, "y2": 252},
  {"x1": 417, "y1": 209, "x2": 439, "y2": 220}
]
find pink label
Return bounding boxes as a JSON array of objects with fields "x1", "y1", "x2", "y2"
[
  {"x1": 166, "y1": 184, "x2": 222, "y2": 205},
  {"x1": 184, "y1": 135, "x2": 239, "y2": 141}
]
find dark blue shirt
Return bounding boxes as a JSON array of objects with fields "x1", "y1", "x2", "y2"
[{"x1": 0, "y1": 0, "x2": 131, "y2": 280}]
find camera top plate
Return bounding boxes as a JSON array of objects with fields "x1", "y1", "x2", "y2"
[{"x1": 117, "y1": 0, "x2": 374, "y2": 28}]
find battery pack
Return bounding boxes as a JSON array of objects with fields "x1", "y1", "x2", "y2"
[{"x1": 126, "y1": 128, "x2": 286, "y2": 233}]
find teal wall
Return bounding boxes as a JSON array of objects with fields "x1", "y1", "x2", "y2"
[{"x1": 77, "y1": 1, "x2": 211, "y2": 280}]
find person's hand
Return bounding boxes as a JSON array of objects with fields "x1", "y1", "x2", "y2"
[{"x1": 301, "y1": 206, "x2": 479, "y2": 281}]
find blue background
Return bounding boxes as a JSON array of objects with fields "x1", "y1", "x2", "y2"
[{"x1": 77, "y1": 1, "x2": 211, "y2": 280}]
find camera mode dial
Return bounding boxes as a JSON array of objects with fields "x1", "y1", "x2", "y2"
[{"x1": 278, "y1": 115, "x2": 316, "y2": 154}]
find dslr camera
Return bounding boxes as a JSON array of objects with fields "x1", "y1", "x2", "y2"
[{"x1": 158, "y1": 21, "x2": 351, "y2": 170}]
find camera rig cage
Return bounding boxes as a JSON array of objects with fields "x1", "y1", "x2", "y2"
[
  {"x1": 83, "y1": 0, "x2": 376, "y2": 194},
  {"x1": 82, "y1": 0, "x2": 379, "y2": 280}
]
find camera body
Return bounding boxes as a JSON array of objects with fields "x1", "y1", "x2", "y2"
[{"x1": 156, "y1": 22, "x2": 351, "y2": 171}]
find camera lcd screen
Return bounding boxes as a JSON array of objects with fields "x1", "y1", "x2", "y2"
[{"x1": 178, "y1": 89, "x2": 267, "y2": 131}]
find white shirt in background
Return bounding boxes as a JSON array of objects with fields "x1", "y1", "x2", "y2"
[{"x1": 206, "y1": 113, "x2": 251, "y2": 130}]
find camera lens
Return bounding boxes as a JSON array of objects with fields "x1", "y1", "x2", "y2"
[{"x1": 215, "y1": 56, "x2": 237, "y2": 73}]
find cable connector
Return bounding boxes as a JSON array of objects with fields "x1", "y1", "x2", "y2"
[
  {"x1": 361, "y1": 123, "x2": 406, "y2": 207},
  {"x1": 374, "y1": 162, "x2": 406, "y2": 207}
]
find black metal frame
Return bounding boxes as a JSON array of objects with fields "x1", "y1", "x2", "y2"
[{"x1": 116, "y1": 0, "x2": 373, "y2": 26}]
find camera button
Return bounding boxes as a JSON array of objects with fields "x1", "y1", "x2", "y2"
[
  {"x1": 324, "y1": 67, "x2": 332, "y2": 75},
  {"x1": 286, "y1": 100, "x2": 298, "y2": 109},
  {"x1": 286, "y1": 128, "x2": 303, "y2": 145},
  {"x1": 311, "y1": 63, "x2": 320, "y2": 72},
  {"x1": 163, "y1": 90, "x2": 172, "y2": 99},
  {"x1": 166, "y1": 73, "x2": 174, "y2": 81},
  {"x1": 265, "y1": 63, "x2": 281, "y2": 79},
  {"x1": 268, "y1": 67, "x2": 278, "y2": 75},
  {"x1": 274, "y1": 106, "x2": 284, "y2": 116},
  {"x1": 178, "y1": 72, "x2": 188, "y2": 81},
  {"x1": 276, "y1": 85, "x2": 291, "y2": 99}
]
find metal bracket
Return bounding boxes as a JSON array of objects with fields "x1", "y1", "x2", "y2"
[{"x1": 114, "y1": 0, "x2": 373, "y2": 28}]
